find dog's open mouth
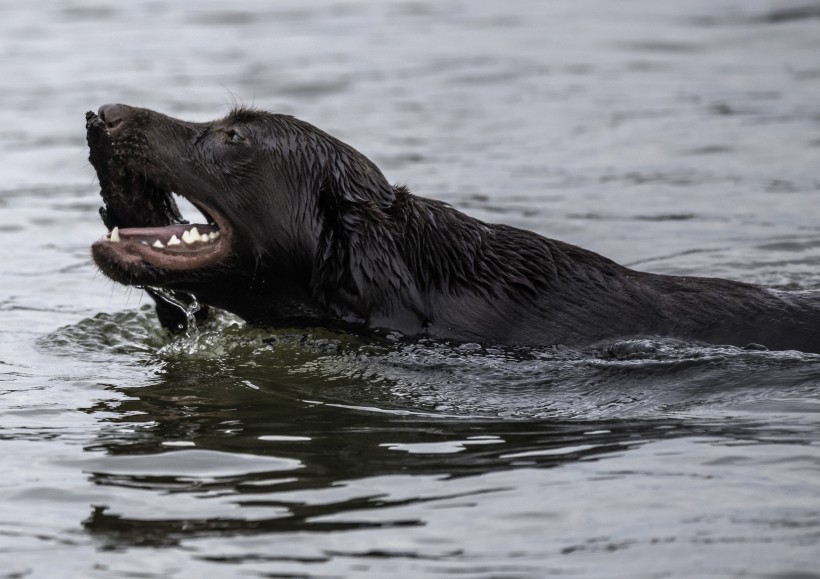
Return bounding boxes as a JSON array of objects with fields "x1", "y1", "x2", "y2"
[
  {"x1": 86, "y1": 111, "x2": 232, "y2": 275},
  {"x1": 100, "y1": 221, "x2": 227, "y2": 269}
]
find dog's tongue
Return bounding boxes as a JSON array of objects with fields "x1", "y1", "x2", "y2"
[{"x1": 116, "y1": 224, "x2": 217, "y2": 240}]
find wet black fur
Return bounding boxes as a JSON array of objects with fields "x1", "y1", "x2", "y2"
[{"x1": 88, "y1": 105, "x2": 820, "y2": 352}]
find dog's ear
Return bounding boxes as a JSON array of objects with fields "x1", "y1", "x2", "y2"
[{"x1": 312, "y1": 179, "x2": 424, "y2": 324}]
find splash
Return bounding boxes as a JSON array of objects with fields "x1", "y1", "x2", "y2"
[{"x1": 145, "y1": 287, "x2": 202, "y2": 338}]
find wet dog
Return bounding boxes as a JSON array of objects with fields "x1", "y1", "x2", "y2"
[{"x1": 87, "y1": 104, "x2": 820, "y2": 353}]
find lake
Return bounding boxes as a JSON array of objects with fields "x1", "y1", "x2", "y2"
[{"x1": 1, "y1": 1, "x2": 819, "y2": 577}]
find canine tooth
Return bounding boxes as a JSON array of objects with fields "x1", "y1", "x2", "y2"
[
  {"x1": 168, "y1": 235, "x2": 181, "y2": 246},
  {"x1": 110, "y1": 227, "x2": 120, "y2": 242},
  {"x1": 153, "y1": 240, "x2": 165, "y2": 248}
]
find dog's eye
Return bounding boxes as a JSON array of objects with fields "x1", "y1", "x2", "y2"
[{"x1": 224, "y1": 129, "x2": 245, "y2": 143}]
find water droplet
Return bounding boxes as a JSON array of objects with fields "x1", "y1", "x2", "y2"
[{"x1": 145, "y1": 286, "x2": 201, "y2": 338}]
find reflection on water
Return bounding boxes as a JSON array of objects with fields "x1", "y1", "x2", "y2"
[
  {"x1": 39, "y1": 313, "x2": 819, "y2": 571},
  {"x1": 2, "y1": 0, "x2": 820, "y2": 576}
]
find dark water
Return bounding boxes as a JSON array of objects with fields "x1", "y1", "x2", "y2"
[{"x1": 2, "y1": 1, "x2": 820, "y2": 577}]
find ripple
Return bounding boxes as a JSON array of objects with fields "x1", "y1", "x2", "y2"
[{"x1": 38, "y1": 305, "x2": 167, "y2": 360}]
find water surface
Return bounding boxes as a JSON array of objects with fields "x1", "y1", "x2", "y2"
[{"x1": 1, "y1": 1, "x2": 819, "y2": 577}]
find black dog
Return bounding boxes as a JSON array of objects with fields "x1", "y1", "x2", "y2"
[{"x1": 87, "y1": 104, "x2": 820, "y2": 353}]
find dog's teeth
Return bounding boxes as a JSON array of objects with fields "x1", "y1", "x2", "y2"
[
  {"x1": 182, "y1": 227, "x2": 202, "y2": 244},
  {"x1": 201, "y1": 233, "x2": 210, "y2": 242},
  {"x1": 110, "y1": 227, "x2": 120, "y2": 243},
  {"x1": 167, "y1": 235, "x2": 181, "y2": 246},
  {"x1": 140, "y1": 241, "x2": 148, "y2": 246},
  {"x1": 153, "y1": 240, "x2": 165, "y2": 249}
]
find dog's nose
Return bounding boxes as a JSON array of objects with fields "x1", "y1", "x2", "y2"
[{"x1": 98, "y1": 103, "x2": 129, "y2": 131}]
